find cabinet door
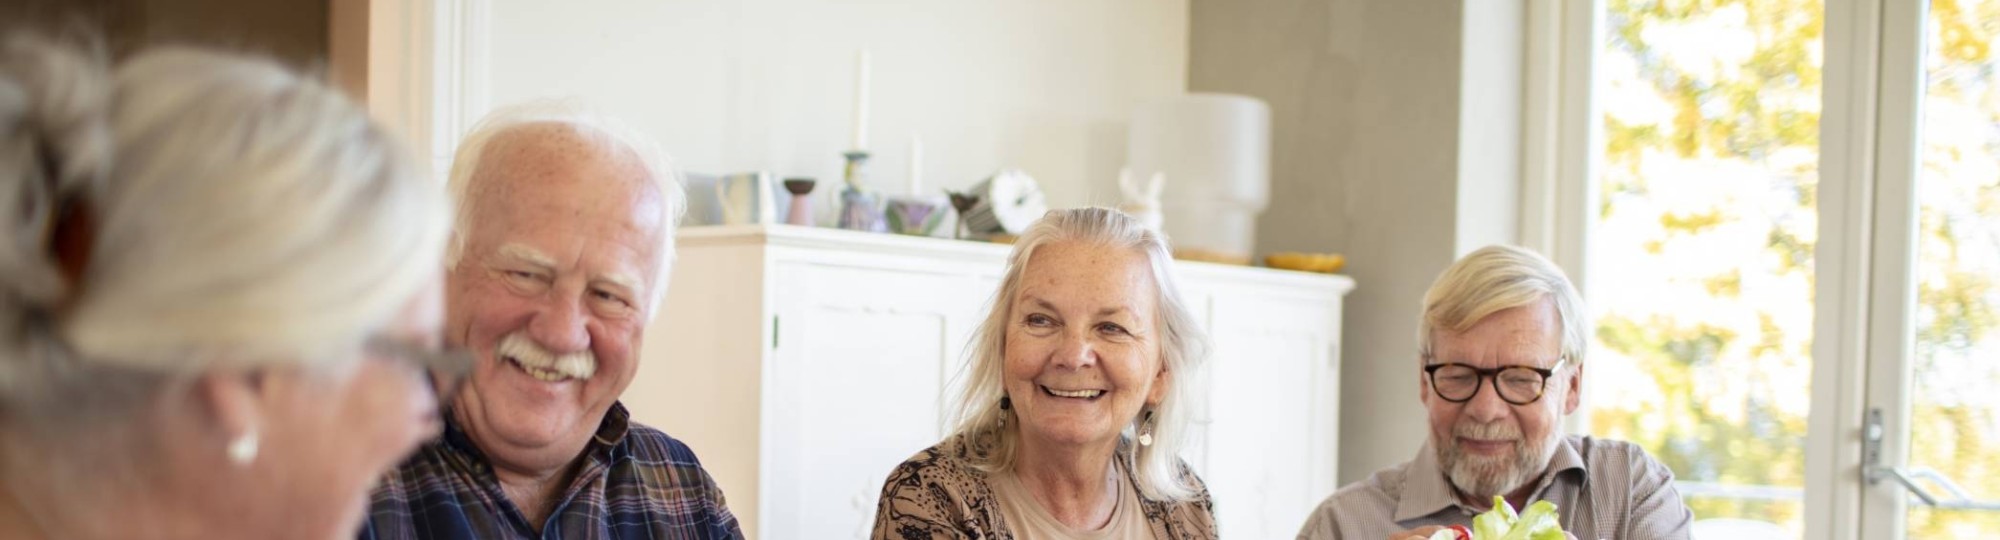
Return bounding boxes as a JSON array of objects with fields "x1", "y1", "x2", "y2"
[
  {"x1": 1199, "y1": 289, "x2": 1343, "y2": 539},
  {"x1": 762, "y1": 259, "x2": 992, "y2": 539}
]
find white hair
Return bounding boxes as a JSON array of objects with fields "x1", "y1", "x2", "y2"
[
  {"x1": 1419, "y1": 245, "x2": 1588, "y2": 366},
  {"x1": 0, "y1": 35, "x2": 450, "y2": 417},
  {"x1": 442, "y1": 100, "x2": 687, "y2": 317},
  {"x1": 948, "y1": 207, "x2": 1211, "y2": 502}
]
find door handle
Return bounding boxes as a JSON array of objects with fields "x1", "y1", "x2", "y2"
[{"x1": 1865, "y1": 408, "x2": 2000, "y2": 511}]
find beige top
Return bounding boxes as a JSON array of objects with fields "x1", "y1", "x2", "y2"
[
  {"x1": 1295, "y1": 435, "x2": 1693, "y2": 540},
  {"x1": 990, "y1": 466, "x2": 1155, "y2": 540}
]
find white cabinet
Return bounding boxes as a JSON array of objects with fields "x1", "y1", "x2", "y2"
[
  {"x1": 1182, "y1": 278, "x2": 1348, "y2": 540},
  {"x1": 625, "y1": 225, "x2": 1352, "y2": 539}
]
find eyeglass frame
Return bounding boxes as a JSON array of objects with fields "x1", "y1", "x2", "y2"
[
  {"x1": 1421, "y1": 356, "x2": 1570, "y2": 406},
  {"x1": 366, "y1": 336, "x2": 476, "y2": 402}
]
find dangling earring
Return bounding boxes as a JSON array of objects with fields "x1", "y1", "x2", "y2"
[
  {"x1": 998, "y1": 396, "x2": 1011, "y2": 429},
  {"x1": 227, "y1": 429, "x2": 260, "y2": 466},
  {"x1": 1137, "y1": 409, "x2": 1156, "y2": 447}
]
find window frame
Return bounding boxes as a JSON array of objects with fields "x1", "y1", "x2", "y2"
[
  {"x1": 1524, "y1": 1, "x2": 1933, "y2": 537},
  {"x1": 1520, "y1": 0, "x2": 1602, "y2": 438}
]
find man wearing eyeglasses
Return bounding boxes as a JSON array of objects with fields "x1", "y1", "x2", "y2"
[{"x1": 1296, "y1": 245, "x2": 1693, "y2": 540}]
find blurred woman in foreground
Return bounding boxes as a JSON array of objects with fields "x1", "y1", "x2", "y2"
[{"x1": 0, "y1": 35, "x2": 461, "y2": 540}]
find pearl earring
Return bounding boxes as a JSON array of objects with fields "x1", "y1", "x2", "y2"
[
  {"x1": 227, "y1": 430, "x2": 260, "y2": 466},
  {"x1": 1137, "y1": 410, "x2": 1156, "y2": 447}
]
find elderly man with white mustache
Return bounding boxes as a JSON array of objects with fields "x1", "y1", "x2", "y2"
[
  {"x1": 360, "y1": 102, "x2": 742, "y2": 540},
  {"x1": 1297, "y1": 246, "x2": 1692, "y2": 540}
]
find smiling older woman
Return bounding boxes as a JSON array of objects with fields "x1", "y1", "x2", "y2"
[
  {"x1": 872, "y1": 207, "x2": 1217, "y2": 539},
  {"x1": 0, "y1": 36, "x2": 458, "y2": 540}
]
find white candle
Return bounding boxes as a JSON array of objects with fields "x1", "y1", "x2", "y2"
[
  {"x1": 908, "y1": 135, "x2": 923, "y2": 195},
  {"x1": 852, "y1": 50, "x2": 871, "y2": 151}
]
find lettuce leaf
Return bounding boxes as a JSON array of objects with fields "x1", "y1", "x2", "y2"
[
  {"x1": 1506, "y1": 500, "x2": 1564, "y2": 540},
  {"x1": 1471, "y1": 496, "x2": 1566, "y2": 540},
  {"x1": 1520, "y1": 500, "x2": 1568, "y2": 536},
  {"x1": 1471, "y1": 497, "x2": 1513, "y2": 540}
]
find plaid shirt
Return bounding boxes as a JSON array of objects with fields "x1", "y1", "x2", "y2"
[{"x1": 358, "y1": 403, "x2": 744, "y2": 540}]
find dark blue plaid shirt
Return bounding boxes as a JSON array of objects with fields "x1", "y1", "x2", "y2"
[{"x1": 358, "y1": 403, "x2": 743, "y2": 540}]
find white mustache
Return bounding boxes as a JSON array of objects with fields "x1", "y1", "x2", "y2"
[
  {"x1": 496, "y1": 332, "x2": 597, "y2": 379},
  {"x1": 1455, "y1": 420, "x2": 1522, "y2": 441}
]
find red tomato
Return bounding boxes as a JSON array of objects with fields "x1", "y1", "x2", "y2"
[{"x1": 1447, "y1": 525, "x2": 1473, "y2": 540}]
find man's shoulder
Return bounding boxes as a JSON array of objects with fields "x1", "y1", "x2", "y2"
[
  {"x1": 360, "y1": 440, "x2": 477, "y2": 540},
  {"x1": 1567, "y1": 435, "x2": 1695, "y2": 536},
  {"x1": 1344, "y1": 458, "x2": 1416, "y2": 502},
  {"x1": 1570, "y1": 435, "x2": 1674, "y2": 477},
  {"x1": 605, "y1": 421, "x2": 746, "y2": 537},
  {"x1": 612, "y1": 420, "x2": 733, "y2": 494},
  {"x1": 1569, "y1": 434, "x2": 1644, "y2": 454},
  {"x1": 370, "y1": 438, "x2": 460, "y2": 498},
  {"x1": 619, "y1": 420, "x2": 705, "y2": 464}
]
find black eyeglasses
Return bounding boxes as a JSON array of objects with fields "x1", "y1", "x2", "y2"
[
  {"x1": 367, "y1": 337, "x2": 476, "y2": 402},
  {"x1": 1423, "y1": 358, "x2": 1568, "y2": 405}
]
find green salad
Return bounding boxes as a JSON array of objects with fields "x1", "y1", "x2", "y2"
[{"x1": 1428, "y1": 496, "x2": 1565, "y2": 540}]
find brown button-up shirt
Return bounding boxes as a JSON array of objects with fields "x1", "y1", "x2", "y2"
[{"x1": 1296, "y1": 435, "x2": 1692, "y2": 540}]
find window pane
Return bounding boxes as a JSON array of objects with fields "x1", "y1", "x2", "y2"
[
  {"x1": 1591, "y1": 2, "x2": 1822, "y2": 537},
  {"x1": 1907, "y1": 0, "x2": 2000, "y2": 535}
]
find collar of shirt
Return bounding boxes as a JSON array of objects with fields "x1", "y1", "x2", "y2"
[
  {"x1": 441, "y1": 402, "x2": 636, "y2": 464},
  {"x1": 435, "y1": 400, "x2": 637, "y2": 511},
  {"x1": 1393, "y1": 435, "x2": 1590, "y2": 522}
]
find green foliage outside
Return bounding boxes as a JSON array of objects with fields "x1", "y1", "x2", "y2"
[
  {"x1": 1595, "y1": 0, "x2": 2000, "y2": 536},
  {"x1": 1594, "y1": 0, "x2": 1823, "y2": 533},
  {"x1": 1904, "y1": 0, "x2": 2000, "y2": 536}
]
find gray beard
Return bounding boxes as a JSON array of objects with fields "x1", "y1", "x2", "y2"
[{"x1": 1436, "y1": 426, "x2": 1561, "y2": 500}]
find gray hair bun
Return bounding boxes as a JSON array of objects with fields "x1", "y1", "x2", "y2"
[{"x1": 0, "y1": 34, "x2": 112, "y2": 399}]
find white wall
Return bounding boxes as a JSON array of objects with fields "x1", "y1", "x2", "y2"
[
  {"x1": 1458, "y1": 0, "x2": 1524, "y2": 254},
  {"x1": 484, "y1": 0, "x2": 1189, "y2": 214},
  {"x1": 1190, "y1": 0, "x2": 1524, "y2": 487}
]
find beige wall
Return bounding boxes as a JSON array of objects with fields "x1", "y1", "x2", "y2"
[
  {"x1": 484, "y1": 0, "x2": 1190, "y2": 212},
  {"x1": 1190, "y1": 0, "x2": 1524, "y2": 486}
]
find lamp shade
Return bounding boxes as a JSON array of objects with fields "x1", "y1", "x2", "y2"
[{"x1": 1126, "y1": 93, "x2": 1272, "y2": 263}]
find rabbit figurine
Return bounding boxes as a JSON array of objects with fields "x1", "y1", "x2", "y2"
[{"x1": 1117, "y1": 168, "x2": 1166, "y2": 231}]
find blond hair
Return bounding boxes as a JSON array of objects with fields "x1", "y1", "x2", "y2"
[
  {"x1": 1420, "y1": 245, "x2": 1587, "y2": 365},
  {"x1": 0, "y1": 36, "x2": 449, "y2": 414}
]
